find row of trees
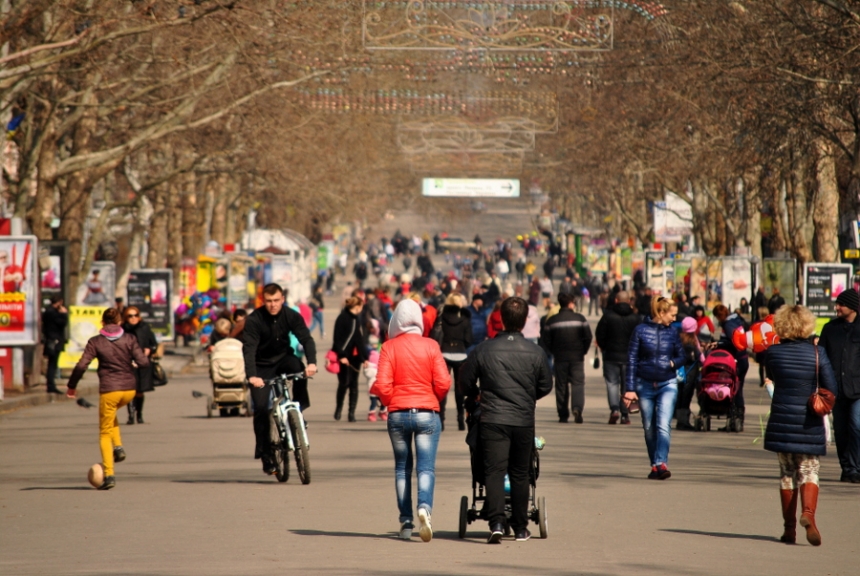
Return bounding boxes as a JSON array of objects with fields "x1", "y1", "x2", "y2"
[{"x1": 2, "y1": 1, "x2": 857, "y2": 298}]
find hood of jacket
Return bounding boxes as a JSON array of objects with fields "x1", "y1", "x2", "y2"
[
  {"x1": 100, "y1": 325, "x2": 124, "y2": 341},
  {"x1": 441, "y1": 305, "x2": 471, "y2": 326},
  {"x1": 611, "y1": 302, "x2": 634, "y2": 316},
  {"x1": 389, "y1": 299, "x2": 424, "y2": 338}
]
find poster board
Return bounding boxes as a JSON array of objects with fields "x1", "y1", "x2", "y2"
[
  {"x1": 75, "y1": 261, "x2": 116, "y2": 306},
  {"x1": 803, "y1": 263, "x2": 853, "y2": 319},
  {"x1": 0, "y1": 236, "x2": 39, "y2": 345},
  {"x1": 705, "y1": 259, "x2": 724, "y2": 310},
  {"x1": 690, "y1": 257, "x2": 708, "y2": 303},
  {"x1": 39, "y1": 240, "x2": 69, "y2": 308},
  {"x1": 720, "y1": 257, "x2": 752, "y2": 312},
  {"x1": 127, "y1": 269, "x2": 174, "y2": 340},
  {"x1": 227, "y1": 254, "x2": 255, "y2": 309},
  {"x1": 671, "y1": 259, "x2": 692, "y2": 296},
  {"x1": 762, "y1": 259, "x2": 797, "y2": 308},
  {"x1": 645, "y1": 252, "x2": 667, "y2": 294},
  {"x1": 58, "y1": 306, "x2": 107, "y2": 369}
]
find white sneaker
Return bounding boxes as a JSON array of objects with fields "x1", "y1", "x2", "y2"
[
  {"x1": 399, "y1": 522, "x2": 413, "y2": 540},
  {"x1": 417, "y1": 508, "x2": 433, "y2": 542}
]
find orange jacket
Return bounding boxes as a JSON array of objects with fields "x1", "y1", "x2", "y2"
[
  {"x1": 370, "y1": 333, "x2": 451, "y2": 412},
  {"x1": 422, "y1": 304, "x2": 437, "y2": 338},
  {"x1": 487, "y1": 308, "x2": 504, "y2": 339}
]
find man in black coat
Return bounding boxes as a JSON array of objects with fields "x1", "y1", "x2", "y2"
[
  {"x1": 540, "y1": 292, "x2": 593, "y2": 423},
  {"x1": 818, "y1": 289, "x2": 860, "y2": 483},
  {"x1": 41, "y1": 295, "x2": 68, "y2": 394},
  {"x1": 461, "y1": 297, "x2": 552, "y2": 543},
  {"x1": 243, "y1": 284, "x2": 317, "y2": 475},
  {"x1": 594, "y1": 291, "x2": 642, "y2": 424}
]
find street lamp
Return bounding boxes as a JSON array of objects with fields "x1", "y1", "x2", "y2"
[{"x1": 749, "y1": 255, "x2": 761, "y2": 322}]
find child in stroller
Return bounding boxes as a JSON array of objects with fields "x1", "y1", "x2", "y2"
[{"x1": 694, "y1": 349, "x2": 742, "y2": 432}]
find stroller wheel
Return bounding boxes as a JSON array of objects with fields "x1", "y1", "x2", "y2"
[
  {"x1": 694, "y1": 416, "x2": 702, "y2": 431},
  {"x1": 458, "y1": 495, "x2": 468, "y2": 539},
  {"x1": 538, "y1": 496, "x2": 548, "y2": 539}
]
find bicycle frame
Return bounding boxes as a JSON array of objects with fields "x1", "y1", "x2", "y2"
[{"x1": 270, "y1": 375, "x2": 310, "y2": 451}]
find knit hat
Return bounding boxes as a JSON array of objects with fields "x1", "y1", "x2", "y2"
[
  {"x1": 836, "y1": 289, "x2": 860, "y2": 311},
  {"x1": 681, "y1": 317, "x2": 698, "y2": 334}
]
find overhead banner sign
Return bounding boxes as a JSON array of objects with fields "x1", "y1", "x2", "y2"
[
  {"x1": 422, "y1": 178, "x2": 520, "y2": 198},
  {"x1": 127, "y1": 269, "x2": 174, "y2": 341}
]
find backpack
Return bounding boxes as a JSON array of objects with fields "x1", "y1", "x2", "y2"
[{"x1": 210, "y1": 338, "x2": 246, "y2": 384}]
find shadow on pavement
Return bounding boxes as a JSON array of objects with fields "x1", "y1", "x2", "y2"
[
  {"x1": 291, "y1": 529, "x2": 481, "y2": 543},
  {"x1": 172, "y1": 479, "x2": 278, "y2": 485},
  {"x1": 20, "y1": 486, "x2": 91, "y2": 491},
  {"x1": 661, "y1": 528, "x2": 779, "y2": 542}
]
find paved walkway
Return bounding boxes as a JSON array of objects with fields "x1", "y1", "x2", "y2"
[{"x1": 1, "y1": 338, "x2": 857, "y2": 575}]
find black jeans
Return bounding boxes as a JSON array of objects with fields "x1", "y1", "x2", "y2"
[
  {"x1": 45, "y1": 350, "x2": 60, "y2": 391},
  {"x1": 480, "y1": 422, "x2": 533, "y2": 531},
  {"x1": 735, "y1": 356, "x2": 749, "y2": 410},
  {"x1": 251, "y1": 355, "x2": 307, "y2": 459},
  {"x1": 554, "y1": 360, "x2": 585, "y2": 419},
  {"x1": 335, "y1": 360, "x2": 361, "y2": 417},
  {"x1": 440, "y1": 359, "x2": 466, "y2": 425}
]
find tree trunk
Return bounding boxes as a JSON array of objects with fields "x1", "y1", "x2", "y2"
[
  {"x1": 147, "y1": 185, "x2": 169, "y2": 268},
  {"x1": 813, "y1": 140, "x2": 839, "y2": 262},
  {"x1": 788, "y1": 150, "x2": 814, "y2": 265}
]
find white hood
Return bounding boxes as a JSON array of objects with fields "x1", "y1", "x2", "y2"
[{"x1": 389, "y1": 299, "x2": 424, "y2": 338}]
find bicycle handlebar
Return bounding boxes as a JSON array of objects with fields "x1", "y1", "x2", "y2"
[{"x1": 264, "y1": 372, "x2": 308, "y2": 385}]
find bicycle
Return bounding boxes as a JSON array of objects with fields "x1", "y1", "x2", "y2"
[{"x1": 266, "y1": 372, "x2": 311, "y2": 484}]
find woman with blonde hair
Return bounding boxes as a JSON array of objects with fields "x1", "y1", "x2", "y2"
[
  {"x1": 624, "y1": 296, "x2": 686, "y2": 480},
  {"x1": 434, "y1": 292, "x2": 472, "y2": 430},
  {"x1": 764, "y1": 305, "x2": 837, "y2": 546}
]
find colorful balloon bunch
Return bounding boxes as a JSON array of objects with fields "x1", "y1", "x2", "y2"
[{"x1": 175, "y1": 289, "x2": 226, "y2": 344}]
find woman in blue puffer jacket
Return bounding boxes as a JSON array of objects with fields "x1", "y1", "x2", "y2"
[
  {"x1": 765, "y1": 305, "x2": 837, "y2": 546},
  {"x1": 624, "y1": 296, "x2": 686, "y2": 480}
]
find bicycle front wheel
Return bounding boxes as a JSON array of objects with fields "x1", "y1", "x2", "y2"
[
  {"x1": 269, "y1": 411, "x2": 288, "y2": 483},
  {"x1": 288, "y1": 410, "x2": 311, "y2": 485}
]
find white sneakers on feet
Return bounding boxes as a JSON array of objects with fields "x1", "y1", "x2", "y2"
[
  {"x1": 399, "y1": 522, "x2": 413, "y2": 540},
  {"x1": 417, "y1": 508, "x2": 433, "y2": 542}
]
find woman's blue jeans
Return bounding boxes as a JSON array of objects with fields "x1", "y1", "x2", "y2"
[
  {"x1": 387, "y1": 410, "x2": 441, "y2": 523},
  {"x1": 635, "y1": 377, "x2": 678, "y2": 467}
]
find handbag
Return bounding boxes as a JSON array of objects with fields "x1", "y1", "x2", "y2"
[
  {"x1": 592, "y1": 348, "x2": 600, "y2": 370},
  {"x1": 809, "y1": 345, "x2": 836, "y2": 417},
  {"x1": 325, "y1": 349, "x2": 340, "y2": 374},
  {"x1": 152, "y1": 359, "x2": 168, "y2": 387}
]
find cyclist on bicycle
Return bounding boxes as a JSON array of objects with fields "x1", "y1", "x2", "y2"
[{"x1": 243, "y1": 283, "x2": 318, "y2": 475}]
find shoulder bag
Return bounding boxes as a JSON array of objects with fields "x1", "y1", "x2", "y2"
[{"x1": 809, "y1": 345, "x2": 836, "y2": 417}]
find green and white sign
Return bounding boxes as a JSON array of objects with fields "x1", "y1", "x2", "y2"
[{"x1": 422, "y1": 178, "x2": 520, "y2": 198}]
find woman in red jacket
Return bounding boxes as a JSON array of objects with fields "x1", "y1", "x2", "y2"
[{"x1": 371, "y1": 299, "x2": 451, "y2": 543}]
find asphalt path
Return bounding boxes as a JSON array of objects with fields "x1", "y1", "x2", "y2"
[{"x1": 1, "y1": 337, "x2": 857, "y2": 575}]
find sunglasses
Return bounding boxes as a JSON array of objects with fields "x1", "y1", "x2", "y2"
[{"x1": 126, "y1": 313, "x2": 140, "y2": 318}]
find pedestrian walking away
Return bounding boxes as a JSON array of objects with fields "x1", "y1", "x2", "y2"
[
  {"x1": 370, "y1": 299, "x2": 451, "y2": 542},
  {"x1": 816, "y1": 288, "x2": 860, "y2": 483},
  {"x1": 765, "y1": 305, "x2": 838, "y2": 546},
  {"x1": 121, "y1": 306, "x2": 158, "y2": 425},
  {"x1": 332, "y1": 296, "x2": 369, "y2": 422},
  {"x1": 433, "y1": 293, "x2": 473, "y2": 431},
  {"x1": 65, "y1": 308, "x2": 150, "y2": 490},
  {"x1": 460, "y1": 297, "x2": 553, "y2": 543},
  {"x1": 713, "y1": 304, "x2": 749, "y2": 430},
  {"x1": 594, "y1": 291, "x2": 641, "y2": 425},
  {"x1": 242, "y1": 283, "x2": 318, "y2": 476},
  {"x1": 624, "y1": 296, "x2": 685, "y2": 480},
  {"x1": 41, "y1": 295, "x2": 68, "y2": 394},
  {"x1": 540, "y1": 292, "x2": 592, "y2": 423}
]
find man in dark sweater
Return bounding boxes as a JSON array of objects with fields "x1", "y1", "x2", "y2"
[
  {"x1": 243, "y1": 283, "x2": 317, "y2": 475},
  {"x1": 461, "y1": 297, "x2": 552, "y2": 543},
  {"x1": 41, "y1": 295, "x2": 68, "y2": 394},
  {"x1": 818, "y1": 289, "x2": 860, "y2": 483},
  {"x1": 595, "y1": 291, "x2": 642, "y2": 424},
  {"x1": 540, "y1": 292, "x2": 593, "y2": 423}
]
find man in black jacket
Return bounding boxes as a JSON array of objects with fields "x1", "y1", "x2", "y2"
[
  {"x1": 41, "y1": 296, "x2": 68, "y2": 394},
  {"x1": 461, "y1": 297, "x2": 552, "y2": 543},
  {"x1": 243, "y1": 284, "x2": 317, "y2": 475},
  {"x1": 595, "y1": 291, "x2": 641, "y2": 424},
  {"x1": 540, "y1": 292, "x2": 593, "y2": 423},
  {"x1": 818, "y1": 289, "x2": 860, "y2": 483}
]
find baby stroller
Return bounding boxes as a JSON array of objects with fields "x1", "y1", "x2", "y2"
[
  {"x1": 694, "y1": 349, "x2": 741, "y2": 432},
  {"x1": 458, "y1": 408, "x2": 548, "y2": 539},
  {"x1": 208, "y1": 337, "x2": 250, "y2": 418}
]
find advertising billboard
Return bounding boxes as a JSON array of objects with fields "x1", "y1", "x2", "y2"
[
  {"x1": 76, "y1": 261, "x2": 116, "y2": 306},
  {"x1": 0, "y1": 236, "x2": 39, "y2": 346},
  {"x1": 127, "y1": 269, "x2": 174, "y2": 340}
]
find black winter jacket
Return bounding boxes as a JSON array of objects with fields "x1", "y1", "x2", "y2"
[
  {"x1": 42, "y1": 306, "x2": 68, "y2": 346},
  {"x1": 764, "y1": 340, "x2": 837, "y2": 455},
  {"x1": 818, "y1": 316, "x2": 860, "y2": 399},
  {"x1": 438, "y1": 305, "x2": 473, "y2": 355},
  {"x1": 123, "y1": 321, "x2": 158, "y2": 393},
  {"x1": 461, "y1": 332, "x2": 553, "y2": 427},
  {"x1": 242, "y1": 305, "x2": 317, "y2": 379},
  {"x1": 595, "y1": 303, "x2": 641, "y2": 364},
  {"x1": 718, "y1": 313, "x2": 748, "y2": 360},
  {"x1": 626, "y1": 319, "x2": 686, "y2": 391},
  {"x1": 540, "y1": 308, "x2": 592, "y2": 363},
  {"x1": 332, "y1": 309, "x2": 369, "y2": 364}
]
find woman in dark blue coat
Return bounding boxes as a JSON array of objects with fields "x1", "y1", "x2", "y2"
[
  {"x1": 765, "y1": 305, "x2": 837, "y2": 546},
  {"x1": 624, "y1": 297, "x2": 686, "y2": 480}
]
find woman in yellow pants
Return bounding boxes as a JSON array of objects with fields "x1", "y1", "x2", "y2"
[{"x1": 66, "y1": 308, "x2": 149, "y2": 490}]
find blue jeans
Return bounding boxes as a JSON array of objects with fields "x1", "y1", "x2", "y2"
[
  {"x1": 603, "y1": 361, "x2": 628, "y2": 416},
  {"x1": 635, "y1": 377, "x2": 678, "y2": 467},
  {"x1": 832, "y1": 396, "x2": 860, "y2": 476},
  {"x1": 309, "y1": 310, "x2": 325, "y2": 337},
  {"x1": 387, "y1": 410, "x2": 441, "y2": 523}
]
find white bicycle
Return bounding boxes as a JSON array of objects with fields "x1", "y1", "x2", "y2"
[{"x1": 266, "y1": 372, "x2": 311, "y2": 484}]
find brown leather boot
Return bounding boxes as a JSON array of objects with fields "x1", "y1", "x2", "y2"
[
  {"x1": 779, "y1": 489, "x2": 797, "y2": 544},
  {"x1": 798, "y1": 483, "x2": 821, "y2": 546}
]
